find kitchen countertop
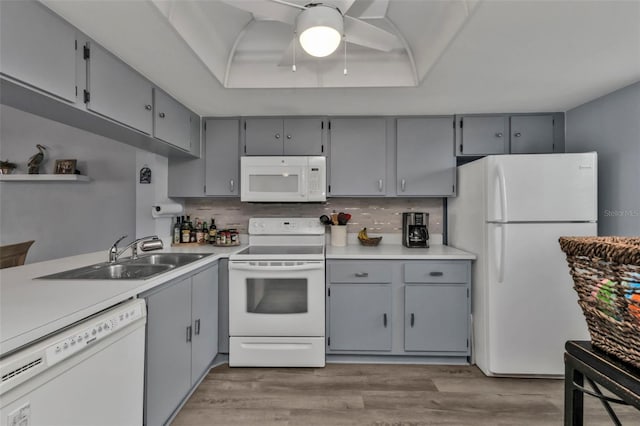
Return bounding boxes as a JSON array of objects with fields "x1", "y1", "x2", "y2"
[
  {"x1": 325, "y1": 234, "x2": 476, "y2": 260},
  {"x1": 0, "y1": 243, "x2": 246, "y2": 357}
]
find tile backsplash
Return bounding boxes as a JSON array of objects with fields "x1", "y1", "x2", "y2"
[{"x1": 185, "y1": 198, "x2": 443, "y2": 234}]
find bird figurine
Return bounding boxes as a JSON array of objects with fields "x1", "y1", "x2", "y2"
[{"x1": 27, "y1": 144, "x2": 46, "y2": 174}]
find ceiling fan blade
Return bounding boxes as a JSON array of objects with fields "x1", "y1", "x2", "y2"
[
  {"x1": 343, "y1": 16, "x2": 397, "y2": 51},
  {"x1": 328, "y1": 0, "x2": 357, "y2": 15},
  {"x1": 220, "y1": 0, "x2": 299, "y2": 25}
]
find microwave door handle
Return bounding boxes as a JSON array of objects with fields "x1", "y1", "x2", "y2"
[{"x1": 230, "y1": 263, "x2": 323, "y2": 272}]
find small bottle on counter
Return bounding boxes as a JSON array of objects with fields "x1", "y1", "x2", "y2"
[
  {"x1": 202, "y1": 222, "x2": 209, "y2": 243},
  {"x1": 209, "y1": 218, "x2": 217, "y2": 244},
  {"x1": 230, "y1": 229, "x2": 238, "y2": 245},
  {"x1": 181, "y1": 217, "x2": 190, "y2": 243},
  {"x1": 195, "y1": 219, "x2": 204, "y2": 243},
  {"x1": 173, "y1": 216, "x2": 181, "y2": 244},
  {"x1": 220, "y1": 230, "x2": 227, "y2": 245}
]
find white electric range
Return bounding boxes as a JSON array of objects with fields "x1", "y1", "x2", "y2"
[{"x1": 228, "y1": 218, "x2": 326, "y2": 367}]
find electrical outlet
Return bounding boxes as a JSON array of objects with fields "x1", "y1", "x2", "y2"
[{"x1": 7, "y1": 402, "x2": 30, "y2": 426}]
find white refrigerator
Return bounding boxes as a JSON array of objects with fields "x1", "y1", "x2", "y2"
[{"x1": 448, "y1": 153, "x2": 597, "y2": 376}]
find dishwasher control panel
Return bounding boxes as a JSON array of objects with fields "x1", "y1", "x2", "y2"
[
  {"x1": 0, "y1": 299, "x2": 146, "y2": 396},
  {"x1": 46, "y1": 301, "x2": 145, "y2": 366}
]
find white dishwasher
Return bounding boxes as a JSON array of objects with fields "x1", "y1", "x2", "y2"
[{"x1": 0, "y1": 299, "x2": 146, "y2": 426}]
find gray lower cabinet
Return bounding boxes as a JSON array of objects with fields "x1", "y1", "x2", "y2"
[
  {"x1": 396, "y1": 117, "x2": 456, "y2": 196},
  {"x1": 85, "y1": 41, "x2": 153, "y2": 135},
  {"x1": 326, "y1": 260, "x2": 470, "y2": 358},
  {"x1": 457, "y1": 115, "x2": 508, "y2": 156},
  {"x1": 0, "y1": 1, "x2": 77, "y2": 103},
  {"x1": 205, "y1": 119, "x2": 241, "y2": 196},
  {"x1": 142, "y1": 263, "x2": 218, "y2": 426},
  {"x1": 329, "y1": 284, "x2": 393, "y2": 351},
  {"x1": 244, "y1": 118, "x2": 324, "y2": 155},
  {"x1": 329, "y1": 118, "x2": 387, "y2": 196},
  {"x1": 509, "y1": 115, "x2": 555, "y2": 154},
  {"x1": 154, "y1": 88, "x2": 193, "y2": 152}
]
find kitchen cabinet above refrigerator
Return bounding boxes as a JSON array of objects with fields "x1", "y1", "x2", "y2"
[{"x1": 456, "y1": 113, "x2": 564, "y2": 157}]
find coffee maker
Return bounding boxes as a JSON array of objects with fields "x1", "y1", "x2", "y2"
[{"x1": 402, "y1": 212, "x2": 429, "y2": 248}]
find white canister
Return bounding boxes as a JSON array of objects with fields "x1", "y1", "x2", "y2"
[{"x1": 331, "y1": 225, "x2": 347, "y2": 247}]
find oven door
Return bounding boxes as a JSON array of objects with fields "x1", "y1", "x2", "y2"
[{"x1": 229, "y1": 260, "x2": 325, "y2": 337}]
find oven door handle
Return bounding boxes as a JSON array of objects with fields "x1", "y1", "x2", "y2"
[{"x1": 229, "y1": 263, "x2": 324, "y2": 272}]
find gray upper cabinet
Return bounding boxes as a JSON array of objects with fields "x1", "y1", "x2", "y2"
[
  {"x1": 205, "y1": 119, "x2": 241, "y2": 196},
  {"x1": 510, "y1": 115, "x2": 555, "y2": 154},
  {"x1": 396, "y1": 117, "x2": 456, "y2": 196},
  {"x1": 0, "y1": 1, "x2": 77, "y2": 103},
  {"x1": 154, "y1": 88, "x2": 192, "y2": 151},
  {"x1": 329, "y1": 118, "x2": 387, "y2": 196},
  {"x1": 85, "y1": 42, "x2": 153, "y2": 135},
  {"x1": 328, "y1": 284, "x2": 393, "y2": 352},
  {"x1": 244, "y1": 118, "x2": 324, "y2": 155},
  {"x1": 457, "y1": 115, "x2": 508, "y2": 156}
]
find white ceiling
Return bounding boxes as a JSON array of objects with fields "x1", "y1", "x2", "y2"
[{"x1": 42, "y1": 0, "x2": 640, "y2": 116}]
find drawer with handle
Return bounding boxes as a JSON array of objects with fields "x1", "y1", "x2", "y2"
[
  {"x1": 329, "y1": 262, "x2": 392, "y2": 283},
  {"x1": 403, "y1": 262, "x2": 467, "y2": 284}
]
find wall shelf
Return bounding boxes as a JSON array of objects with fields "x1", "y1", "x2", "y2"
[{"x1": 0, "y1": 174, "x2": 91, "y2": 182}]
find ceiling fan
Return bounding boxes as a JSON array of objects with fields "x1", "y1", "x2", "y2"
[{"x1": 222, "y1": 0, "x2": 399, "y2": 60}]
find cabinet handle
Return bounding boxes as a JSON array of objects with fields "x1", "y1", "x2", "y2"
[
  {"x1": 355, "y1": 272, "x2": 369, "y2": 278},
  {"x1": 514, "y1": 132, "x2": 521, "y2": 137},
  {"x1": 229, "y1": 179, "x2": 234, "y2": 192},
  {"x1": 378, "y1": 179, "x2": 383, "y2": 192},
  {"x1": 429, "y1": 271, "x2": 444, "y2": 277},
  {"x1": 383, "y1": 313, "x2": 388, "y2": 328},
  {"x1": 194, "y1": 319, "x2": 201, "y2": 336},
  {"x1": 410, "y1": 313, "x2": 415, "y2": 328},
  {"x1": 495, "y1": 132, "x2": 503, "y2": 138},
  {"x1": 286, "y1": 134, "x2": 292, "y2": 140},
  {"x1": 275, "y1": 133, "x2": 281, "y2": 139},
  {"x1": 144, "y1": 104, "x2": 152, "y2": 111},
  {"x1": 158, "y1": 112, "x2": 166, "y2": 118},
  {"x1": 401, "y1": 179, "x2": 406, "y2": 192},
  {"x1": 186, "y1": 325, "x2": 192, "y2": 343}
]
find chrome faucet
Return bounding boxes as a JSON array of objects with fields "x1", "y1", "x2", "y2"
[{"x1": 108, "y1": 235, "x2": 162, "y2": 263}]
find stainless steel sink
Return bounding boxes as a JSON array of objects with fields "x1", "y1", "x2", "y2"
[
  {"x1": 38, "y1": 263, "x2": 175, "y2": 280},
  {"x1": 125, "y1": 253, "x2": 211, "y2": 267},
  {"x1": 37, "y1": 252, "x2": 212, "y2": 280}
]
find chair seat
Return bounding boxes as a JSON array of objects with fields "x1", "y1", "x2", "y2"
[{"x1": 0, "y1": 240, "x2": 35, "y2": 269}]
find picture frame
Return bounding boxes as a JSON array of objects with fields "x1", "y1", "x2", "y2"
[{"x1": 54, "y1": 159, "x2": 77, "y2": 175}]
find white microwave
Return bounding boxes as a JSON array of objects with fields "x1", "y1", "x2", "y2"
[{"x1": 240, "y1": 156, "x2": 326, "y2": 202}]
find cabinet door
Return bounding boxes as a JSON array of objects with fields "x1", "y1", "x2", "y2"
[
  {"x1": 244, "y1": 118, "x2": 284, "y2": 155},
  {"x1": 145, "y1": 278, "x2": 192, "y2": 426},
  {"x1": 283, "y1": 118, "x2": 324, "y2": 155},
  {"x1": 510, "y1": 115, "x2": 554, "y2": 154},
  {"x1": 205, "y1": 119, "x2": 240, "y2": 196},
  {"x1": 329, "y1": 284, "x2": 392, "y2": 351},
  {"x1": 404, "y1": 284, "x2": 468, "y2": 352},
  {"x1": 329, "y1": 118, "x2": 387, "y2": 196},
  {"x1": 458, "y1": 116, "x2": 508, "y2": 156},
  {"x1": 0, "y1": 1, "x2": 77, "y2": 103},
  {"x1": 154, "y1": 89, "x2": 192, "y2": 151},
  {"x1": 86, "y1": 42, "x2": 153, "y2": 134},
  {"x1": 397, "y1": 117, "x2": 455, "y2": 196},
  {"x1": 191, "y1": 264, "x2": 219, "y2": 384}
]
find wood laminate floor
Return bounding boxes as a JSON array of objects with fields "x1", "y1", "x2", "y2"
[{"x1": 172, "y1": 363, "x2": 640, "y2": 426}]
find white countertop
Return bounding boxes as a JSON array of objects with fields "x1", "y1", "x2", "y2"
[
  {"x1": 0, "y1": 243, "x2": 246, "y2": 356},
  {"x1": 325, "y1": 234, "x2": 476, "y2": 260}
]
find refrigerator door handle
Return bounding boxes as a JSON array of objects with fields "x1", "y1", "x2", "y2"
[
  {"x1": 497, "y1": 165, "x2": 508, "y2": 222},
  {"x1": 496, "y1": 223, "x2": 506, "y2": 283}
]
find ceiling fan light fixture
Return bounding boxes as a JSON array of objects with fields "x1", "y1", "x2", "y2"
[{"x1": 297, "y1": 6, "x2": 343, "y2": 58}]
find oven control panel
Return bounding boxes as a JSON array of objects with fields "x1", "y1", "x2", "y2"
[{"x1": 249, "y1": 218, "x2": 325, "y2": 235}]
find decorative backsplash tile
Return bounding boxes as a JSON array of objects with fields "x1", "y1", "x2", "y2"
[{"x1": 185, "y1": 198, "x2": 443, "y2": 234}]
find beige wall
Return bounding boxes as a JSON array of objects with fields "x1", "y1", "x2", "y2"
[{"x1": 185, "y1": 198, "x2": 443, "y2": 235}]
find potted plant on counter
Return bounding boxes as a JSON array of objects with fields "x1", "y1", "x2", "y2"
[{"x1": 0, "y1": 159, "x2": 17, "y2": 175}]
